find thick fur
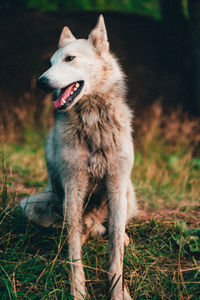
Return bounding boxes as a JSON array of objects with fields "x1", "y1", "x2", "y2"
[{"x1": 20, "y1": 15, "x2": 137, "y2": 300}]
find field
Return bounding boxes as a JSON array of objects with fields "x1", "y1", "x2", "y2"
[{"x1": 0, "y1": 87, "x2": 200, "y2": 299}]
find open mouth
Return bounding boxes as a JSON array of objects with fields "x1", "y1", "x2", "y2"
[{"x1": 53, "y1": 80, "x2": 84, "y2": 110}]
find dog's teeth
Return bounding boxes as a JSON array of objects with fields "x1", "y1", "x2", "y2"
[
  {"x1": 71, "y1": 91, "x2": 74, "y2": 95},
  {"x1": 74, "y1": 87, "x2": 77, "y2": 91},
  {"x1": 61, "y1": 98, "x2": 66, "y2": 105},
  {"x1": 75, "y1": 82, "x2": 80, "y2": 88}
]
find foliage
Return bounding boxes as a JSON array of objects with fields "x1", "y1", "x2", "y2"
[{"x1": 0, "y1": 0, "x2": 189, "y2": 20}]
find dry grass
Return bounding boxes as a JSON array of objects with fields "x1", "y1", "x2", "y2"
[
  {"x1": 0, "y1": 79, "x2": 54, "y2": 143},
  {"x1": 133, "y1": 101, "x2": 200, "y2": 211}
]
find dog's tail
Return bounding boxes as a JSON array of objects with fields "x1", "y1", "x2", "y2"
[{"x1": 20, "y1": 192, "x2": 60, "y2": 227}]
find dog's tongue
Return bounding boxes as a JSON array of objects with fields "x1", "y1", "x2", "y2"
[{"x1": 54, "y1": 83, "x2": 75, "y2": 109}]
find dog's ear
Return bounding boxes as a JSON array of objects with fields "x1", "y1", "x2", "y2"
[
  {"x1": 88, "y1": 15, "x2": 109, "y2": 54},
  {"x1": 58, "y1": 26, "x2": 76, "y2": 48}
]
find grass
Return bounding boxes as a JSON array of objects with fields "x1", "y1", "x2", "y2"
[
  {"x1": 0, "y1": 209, "x2": 199, "y2": 299},
  {"x1": 0, "y1": 97, "x2": 200, "y2": 298},
  {"x1": 133, "y1": 103, "x2": 200, "y2": 212}
]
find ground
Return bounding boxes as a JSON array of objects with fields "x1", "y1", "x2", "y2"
[{"x1": 0, "y1": 100, "x2": 199, "y2": 299}]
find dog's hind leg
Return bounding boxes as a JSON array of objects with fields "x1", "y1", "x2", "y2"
[{"x1": 20, "y1": 182, "x2": 60, "y2": 227}]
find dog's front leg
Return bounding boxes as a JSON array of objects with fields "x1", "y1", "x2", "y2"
[
  {"x1": 107, "y1": 174, "x2": 132, "y2": 300},
  {"x1": 64, "y1": 172, "x2": 88, "y2": 299}
]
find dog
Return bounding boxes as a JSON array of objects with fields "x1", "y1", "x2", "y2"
[{"x1": 20, "y1": 15, "x2": 137, "y2": 300}]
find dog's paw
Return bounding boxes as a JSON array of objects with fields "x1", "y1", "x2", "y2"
[
  {"x1": 123, "y1": 287, "x2": 132, "y2": 300},
  {"x1": 111, "y1": 287, "x2": 132, "y2": 300},
  {"x1": 90, "y1": 222, "x2": 106, "y2": 237},
  {"x1": 83, "y1": 213, "x2": 106, "y2": 241},
  {"x1": 70, "y1": 271, "x2": 87, "y2": 300},
  {"x1": 20, "y1": 193, "x2": 58, "y2": 227},
  {"x1": 20, "y1": 197, "x2": 34, "y2": 219},
  {"x1": 82, "y1": 233, "x2": 89, "y2": 245},
  {"x1": 109, "y1": 271, "x2": 132, "y2": 300},
  {"x1": 71, "y1": 287, "x2": 86, "y2": 300}
]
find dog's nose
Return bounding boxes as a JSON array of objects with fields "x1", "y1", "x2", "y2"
[{"x1": 37, "y1": 76, "x2": 54, "y2": 93}]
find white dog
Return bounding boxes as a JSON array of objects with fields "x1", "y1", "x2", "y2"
[{"x1": 20, "y1": 15, "x2": 137, "y2": 299}]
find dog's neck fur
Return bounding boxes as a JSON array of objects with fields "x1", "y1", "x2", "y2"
[
  {"x1": 73, "y1": 94, "x2": 120, "y2": 151},
  {"x1": 68, "y1": 84, "x2": 127, "y2": 146},
  {"x1": 55, "y1": 83, "x2": 132, "y2": 178}
]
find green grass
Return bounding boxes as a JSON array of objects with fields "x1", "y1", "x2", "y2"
[
  {"x1": 0, "y1": 208, "x2": 199, "y2": 299},
  {"x1": 0, "y1": 101, "x2": 200, "y2": 299}
]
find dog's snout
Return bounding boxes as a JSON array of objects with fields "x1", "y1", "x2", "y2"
[
  {"x1": 37, "y1": 76, "x2": 48, "y2": 90},
  {"x1": 37, "y1": 76, "x2": 55, "y2": 93}
]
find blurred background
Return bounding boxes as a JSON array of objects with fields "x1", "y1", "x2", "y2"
[
  {"x1": 0, "y1": 1, "x2": 199, "y2": 210},
  {"x1": 0, "y1": 3, "x2": 200, "y2": 298},
  {"x1": 1, "y1": 0, "x2": 200, "y2": 134}
]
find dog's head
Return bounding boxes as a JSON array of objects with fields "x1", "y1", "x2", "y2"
[{"x1": 37, "y1": 15, "x2": 123, "y2": 111}]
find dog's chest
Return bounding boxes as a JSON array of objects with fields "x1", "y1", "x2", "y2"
[{"x1": 75, "y1": 101, "x2": 121, "y2": 178}]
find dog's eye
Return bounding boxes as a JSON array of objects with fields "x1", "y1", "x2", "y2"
[{"x1": 65, "y1": 56, "x2": 75, "y2": 62}]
